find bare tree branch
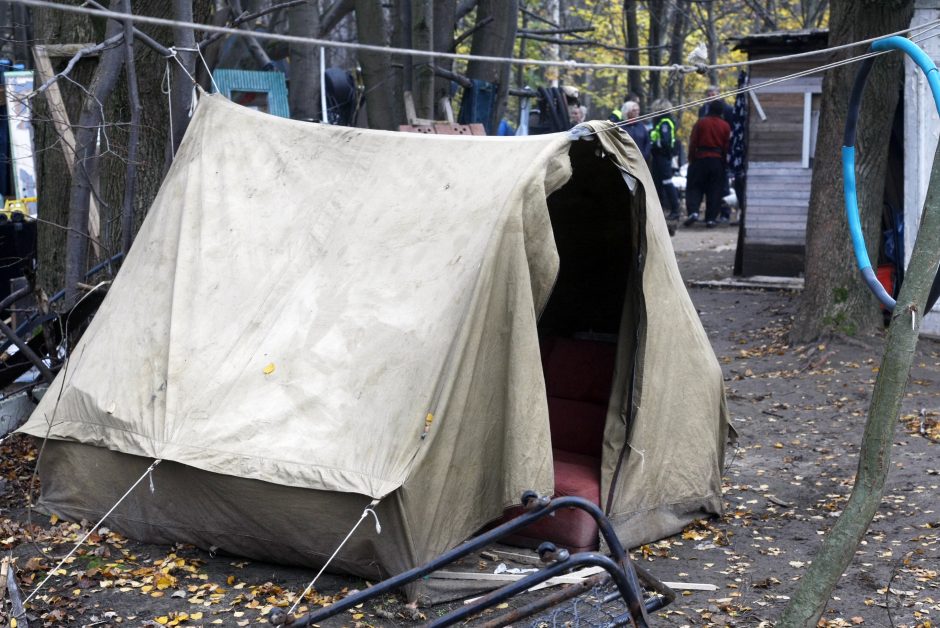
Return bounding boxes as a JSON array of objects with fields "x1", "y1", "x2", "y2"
[
  {"x1": 84, "y1": 0, "x2": 173, "y2": 57},
  {"x1": 198, "y1": 0, "x2": 309, "y2": 49},
  {"x1": 453, "y1": 15, "x2": 492, "y2": 50},
  {"x1": 320, "y1": 0, "x2": 355, "y2": 36},
  {"x1": 456, "y1": 0, "x2": 479, "y2": 21},
  {"x1": 29, "y1": 34, "x2": 124, "y2": 99},
  {"x1": 65, "y1": 0, "x2": 126, "y2": 306}
]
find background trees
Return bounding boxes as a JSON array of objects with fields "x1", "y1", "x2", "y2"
[
  {"x1": 792, "y1": 0, "x2": 914, "y2": 341},
  {"x1": 24, "y1": 0, "x2": 917, "y2": 344}
]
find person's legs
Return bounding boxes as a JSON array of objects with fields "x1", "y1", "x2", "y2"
[
  {"x1": 684, "y1": 161, "x2": 704, "y2": 225},
  {"x1": 664, "y1": 183, "x2": 680, "y2": 217},
  {"x1": 703, "y1": 159, "x2": 725, "y2": 225},
  {"x1": 653, "y1": 157, "x2": 679, "y2": 218}
]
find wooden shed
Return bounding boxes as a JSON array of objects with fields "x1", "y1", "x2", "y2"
[
  {"x1": 903, "y1": 0, "x2": 940, "y2": 336},
  {"x1": 731, "y1": 30, "x2": 830, "y2": 276}
]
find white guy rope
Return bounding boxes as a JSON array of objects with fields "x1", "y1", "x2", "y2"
[
  {"x1": 22, "y1": 458, "x2": 162, "y2": 606},
  {"x1": 587, "y1": 26, "x2": 940, "y2": 139},
  {"x1": 8, "y1": 0, "x2": 689, "y2": 72},
  {"x1": 286, "y1": 498, "x2": 381, "y2": 616},
  {"x1": 8, "y1": 0, "x2": 940, "y2": 75},
  {"x1": 709, "y1": 18, "x2": 940, "y2": 70}
]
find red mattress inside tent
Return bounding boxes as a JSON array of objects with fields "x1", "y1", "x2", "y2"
[{"x1": 502, "y1": 336, "x2": 616, "y2": 553}]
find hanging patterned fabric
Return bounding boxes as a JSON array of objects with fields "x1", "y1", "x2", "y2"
[{"x1": 729, "y1": 70, "x2": 748, "y2": 177}]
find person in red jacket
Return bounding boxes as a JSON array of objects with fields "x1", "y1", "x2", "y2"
[{"x1": 683, "y1": 99, "x2": 732, "y2": 228}]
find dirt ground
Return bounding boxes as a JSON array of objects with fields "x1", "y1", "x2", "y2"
[{"x1": 2, "y1": 223, "x2": 939, "y2": 627}]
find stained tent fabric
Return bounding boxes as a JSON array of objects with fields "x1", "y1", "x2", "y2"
[{"x1": 20, "y1": 94, "x2": 729, "y2": 599}]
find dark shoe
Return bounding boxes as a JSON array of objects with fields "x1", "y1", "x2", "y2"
[
  {"x1": 666, "y1": 212, "x2": 680, "y2": 221},
  {"x1": 718, "y1": 216, "x2": 730, "y2": 225},
  {"x1": 706, "y1": 220, "x2": 717, "y2": 228},
  {"x1": 683, "y1": 212, "x2": 699, "y2": 227}
]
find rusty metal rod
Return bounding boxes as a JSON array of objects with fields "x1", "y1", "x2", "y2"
[
  {"x1": 479, "y1": 572, "x2": 611, "y2": 628},
  {"x1": 0, "y1": 286, "x2": 54, "y2": 383}
]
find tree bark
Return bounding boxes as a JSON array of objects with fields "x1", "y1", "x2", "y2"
[
  {"x1": 64, "y1": 0, "x2": 125, "y2": 305},
  {"x1": 466, "y1": 0, "x2": 518, "y2": 132},
  {"x1": 792, "y1": 0, "x2": 914, "y2": 342},
  {"x1": 355, "y1": 0, "x2": 402, "y2": 130},
  {"x1": 120, "y1": 0, "x2": 140, "y2": 257},
  {"x1": 411, "y1": 0, "x2": 434, "y2": 119},
  {"x1": 647, "y1": 0, "x2": 665, "y2": 101},
  {"x1": 170, "y1": 0, "x2": 197, "y2": 153},
  {"x1": 622, "y1": 0, "x2": 643, "y2": 105},
  {"x1": 32, "y1": 1, "x2": 98, "y2": 294},
  {"x1": 320, "y1": 0, "x2": 354, "y2": 35},
  {"x1": 665, "y1": 0, "x2": 689, "y2": 106},
  {"x1": 432, "y1": 0, "x2": 456, "y2": 117},
  {"x1": 779, "y1": 126, "x2": 940, "y2": 628},
  {"x1": 288, "y1": 0, "x2": 321, "y2": 121}
]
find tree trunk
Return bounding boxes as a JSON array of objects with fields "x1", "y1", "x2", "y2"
[
  {"x1": 779, "y1": 123, "x2": 940, "y2": 628},
  {"x1": 665, "y1": 0, "x2": 689, "y2": 106},
  {"x1": 432, "y1": 0, "x2": 456, "y2": 117},
  {"x1": 170, "y1": 0, "x2": 196, "y2": 153},
  {"x1": 120, "y1": 0, "x2": 141, "y2": 257},
  {"x1": 355, "y1": 0, "x2": 402, "y2": 130},
  {"x1": 791, "y1": 0, "x2": 913, "y2": 342},
  {"x1": 622, "y1": 0, "x2": 643, "y2": 104},
  {"x1": 64, "y1": 0, "x2": 125, "y2": 306},
  {"x1": 100, "y1": 1, "x2": 211, "y2": 263},
  {"x1": 411, "y1": 0, "x2": 433, "y2": 119},
  {"x1": 647, "y1": 0, "x2": 664, "y2": 101},
  {"x1": 288, "y1": 0, "x2": 321, "y2": 121},
  {"x1": 33, "y1": 3, "x2": 96, "y2": 295},
  {"x1": 466, "y1": 0, "x2": 518, "y2": 132},
  {"x1": 704, "y1": 1, "x2": 719, "y2": 85}
]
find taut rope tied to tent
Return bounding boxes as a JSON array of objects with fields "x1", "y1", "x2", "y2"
[
  {"x1": 286, "y1": 498, "x2": 382, "y2": 616},
  {"x1": 20, "y1": 459, "x2": 163, "y2": 610}
]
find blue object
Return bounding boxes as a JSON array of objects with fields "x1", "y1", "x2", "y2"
[
  {"x1": 497, "y1": 119, "x2": 515, "y2": 136},
  {"x1": 842, "y1": 36, "x2": 940, "y2": 310},
  {"x1": 458, "y1": 79, "x2": 496, "y2": 133},
  {"x1": 211, "y1": 69, "x2": 290, "y2": 118}
]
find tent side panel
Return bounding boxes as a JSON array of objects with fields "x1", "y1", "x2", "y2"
[
  {"x1": 585, "y1": 122, "x2": 730, "y2": 547},
  {"x1": 35, "y1": 440, "x2": 413, "y2": 583},
  {"x1": 397, "y1": 138, "x2": 573, "y2": 569}
]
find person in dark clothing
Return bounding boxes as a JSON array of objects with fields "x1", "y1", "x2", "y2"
[
  {"x1": 649, "y1": 99, "x2": 680, "y2": 220},
  {"x1": 619, "y1": 101, "x2": 651, "y2": 161},
  {"x1": 697, "y1": 85, "x2": 734, "y2": 123},
  {"x1": 684, "y1": 99, "x2": 731, "y2": 228},
  {"x1": 697, "y1": 85, "x2": 734, "y2": 221}
]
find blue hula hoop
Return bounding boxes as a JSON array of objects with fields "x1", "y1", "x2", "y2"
[{"x1": 842, "y1": 35, "x2": 940, "y2": 310}]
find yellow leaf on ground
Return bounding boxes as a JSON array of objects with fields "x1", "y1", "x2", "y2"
[
  {"x1": 263, "y1": 363, "x2": 276, "y2": 375},
  {"x1": 155, "y1": 617, "x2": 169, "y2": 626}
]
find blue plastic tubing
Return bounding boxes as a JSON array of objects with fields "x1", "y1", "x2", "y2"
[{"x1": 842, "y1": 35, "x2": 940, "y2": 309}]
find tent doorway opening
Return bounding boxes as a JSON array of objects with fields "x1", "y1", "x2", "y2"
[{"x1": 506, "y1": 139, "x2": 643, "y2": 554}]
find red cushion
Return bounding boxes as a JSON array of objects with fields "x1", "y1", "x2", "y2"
[
  {"x1": 501, "y1": 449, "x2": 601, "y2": 553},
  {"x1": 543, "y1": 338, "x2": 616, "y2": 405},
  {"x1": 547, "y1": 397, "x2": 607, "y2": 458}
]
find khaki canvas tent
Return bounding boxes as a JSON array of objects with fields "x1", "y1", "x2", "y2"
[{"x1": 20, "y1": 95, "x2": 729, "y2": 600}]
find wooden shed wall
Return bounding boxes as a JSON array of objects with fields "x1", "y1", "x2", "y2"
[{"x1": 741, "y1": 51, "x2": 828, "y2": 276}]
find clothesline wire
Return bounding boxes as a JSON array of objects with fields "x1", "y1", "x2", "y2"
[
  {"x1": 7, "y1": 0, "x2": 940, "y2": 75},
  {"x1": 585, "y1": 26, "x2": 940, "y2": 139}
]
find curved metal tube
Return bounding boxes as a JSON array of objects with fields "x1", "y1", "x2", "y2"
[
  {"x1": 276, "y1": 495, "x2": 664, "y2": 627},
  {"x1": 843, "y1": 36, "x2": 940, "y2": 310}
]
